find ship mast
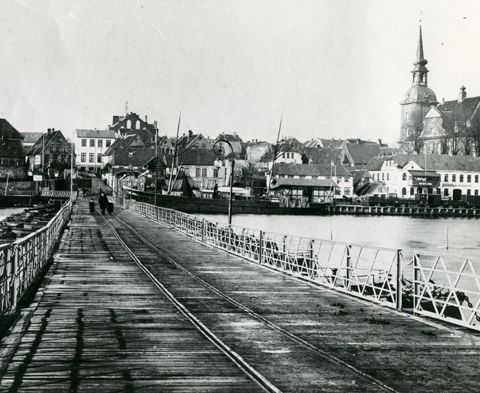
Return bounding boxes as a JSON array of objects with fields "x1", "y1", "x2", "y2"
[
  {"x1": 167, "y1": 112, "x2": 182, "y2": 194},
  {"x1": 266, "y1": 117, "x2": 283, "y2": 195}
]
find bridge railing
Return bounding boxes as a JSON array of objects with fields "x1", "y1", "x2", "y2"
[
  {"x1": 131, "y1": 201, "x2": 480, "y2": 331},
  {"x1": 0, "y1": 199, "x2": 73, "y2": 314},
  {"x1": 131, "y1": 201, "x2": 401, "y2": 310}
]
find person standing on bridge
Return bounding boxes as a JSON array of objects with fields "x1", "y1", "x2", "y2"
[{"x1": 98, "y1": 191, "x2": 108, "y2": 215}]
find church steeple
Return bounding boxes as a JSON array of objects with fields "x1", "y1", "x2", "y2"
[{"x1": 412, "y1": 25, "x2": 429, "y2": 85}]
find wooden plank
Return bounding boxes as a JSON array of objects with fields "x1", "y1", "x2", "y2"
[{"x1": 0, "y1": 202, "x2": 263, "y2": 392}]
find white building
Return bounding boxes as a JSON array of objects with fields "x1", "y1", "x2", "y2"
[
  {"x1": 268, "y1": 162, "x2": 353, "y2": 201},
  {"x1": 366, "y1": 154, "x2": 480, "y2": 200},
  {"x1": 75, "y1": 129, "x2": 116, "y2": 172}
]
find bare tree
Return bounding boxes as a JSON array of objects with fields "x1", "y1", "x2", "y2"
[{"x1": 405, "y1": 118, "x2": 424, "y2": 154}]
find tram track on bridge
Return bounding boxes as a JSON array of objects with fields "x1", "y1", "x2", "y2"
[
  {"x1": 101, "y1": 214, "x2": 281, "y2": 393},
  {"x1": 106, "y1": 213, "x2": 399, "y2": 393}
]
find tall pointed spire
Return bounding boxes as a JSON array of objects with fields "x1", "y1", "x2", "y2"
[
  {"x1": 415, "y1": 25, "x2": 427, "y2": 67},
  {"x1": 411, "y1": 24, "x2": 429, "y2": 85}
]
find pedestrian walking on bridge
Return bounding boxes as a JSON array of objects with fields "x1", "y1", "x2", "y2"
[{"x1": 99, "y1": 191, "x2": 108, "y2": 215}]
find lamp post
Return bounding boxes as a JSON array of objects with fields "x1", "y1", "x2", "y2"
[
  {"x1": 213, "y1": 139, "x2": 235, "y2": 225},
  {"x1": 154, "y1": 121, "x2": 158, "y2": 206}
]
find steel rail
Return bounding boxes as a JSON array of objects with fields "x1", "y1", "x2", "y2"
[
  {"x1": 112, "y1": 214, "x2": 400, "y2": 393},
  {"x1": 100, "y1": 215, "x2": 281, "y2": 393}
]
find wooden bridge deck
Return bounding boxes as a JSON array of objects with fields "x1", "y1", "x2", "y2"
[{"x1": 1, "y1": 199, "x2": 480, "y2": 392}]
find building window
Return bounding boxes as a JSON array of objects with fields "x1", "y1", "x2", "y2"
[
  {"x1": 460, "y1": 174, "x2": 464, "y2": 182},
  {"x1": 213, "y1": 168, "x2": 219, "y2": 178},
  {"x1": 98, "y1": 140, "x2": 103, "y2": 148},
  {"x1": 410, "y1": 187, "x2": 414, "y2": 195},
  {"x1": 467, "y1": 189, "x2": 471, "y2": 196},
  {"x1": 201, "y1": 168, "x2": 207, "y2": 177},
  {"x1": 90, "y1": 139, "x2": 95, "y2": 147},
  {"x1": 386, "y1": 173, "x2": 389, "y2": 181},
  {"x1": 444, "y1": 174, "x2": 448, "y2": 182},
  {"x1": 402, "y1": 187, "x2": 406, "y2": 196},
  {"x1": 476, "y1": 190, "x2": 479, "y2": 196},
  {"x1": 89, "y1": 153, "x2": 94, "y2": 163},
  {"x1": 452, "y1": 174, "x2": 456, "y2": 182},
  {"x1": 402, "y1": 173, "x2": 407, "y2": 181},
  {"x1": 444, "y1": 188, "x2": 449, "y2": 196},
  {"x1": 97, "y1": 154, "x2": 102, "y2": 163},
  {"x1": 382, "y1": 173, "x2": 384, "y2": 181},
  {"x1": 44, "y1": 154, "x2": 49, "y2": 163},
  {"x1": 467, "y1": 174, "x2": 471, "y2": 183},
  {"x1": 475, "y1": 175, "x2": 479, "y2": 183},
  {"x1": 81, "y1": 139, "x2": 86, "y2": 147},
  {"x1": 106, "y1": 140, "x2": 111, "y2": 147},
  {"x1": 81, "y1": 153, "x2": 86, "y2": 162},
  {"x1": 195, "y1": 168, "x2": 201, "y2": 177}
]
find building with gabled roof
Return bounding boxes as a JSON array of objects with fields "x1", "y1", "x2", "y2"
[
  {"x1": 0, "y1": 119, "x2": 26, "y2": 179},
  {"x1": 170, "y1": 148, "x2": 227, "y2": 190},
  {"x1": 365, "y1": 153, "x2": 480, "y2": 200},
  {"x1": 109, "y1": 112, "x2": 157, "y2": 139},
  {"x1": 26, "y1": 128, "x2": 72, "y2": 178},
  {"x1": 268, "y1": 162, "x2": 353, "y2": 202}
]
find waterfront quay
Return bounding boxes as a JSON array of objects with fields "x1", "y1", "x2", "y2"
[{"x1": 0, "y1": 200, "x2": 480, "y2": 392}]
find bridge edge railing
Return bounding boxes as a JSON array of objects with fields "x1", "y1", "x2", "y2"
[
  {"x1": 126, "y1": 200, "x2": 480, "y2": 332},
  {"x1": 0, "y1": 195, "x2": 76, "y2": 314}
]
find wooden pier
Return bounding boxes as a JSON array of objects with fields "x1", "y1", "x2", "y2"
[
  {"x1": 331, "y1": 203, "x2": 480, "y2": 217},
  {"x1": 1, "y1": 200, "x2": 480, "y2": 392}
]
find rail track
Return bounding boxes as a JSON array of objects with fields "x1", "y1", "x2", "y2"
[
  {"x1": 101, "y1": 214, "x2": 280, "y2": 393},
  {"x1": 103, "y1": 212, "x2": 398, "y2": 393}
]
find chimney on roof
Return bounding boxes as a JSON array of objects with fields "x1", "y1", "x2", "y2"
[
  {"x1": 188, "y1": 130, "x2": 193, "y2": 140},
  {"x1": 442, "y1": 98, "x2": 445, "y2": 105},
  {"x1": 378, "y1": 138, "x2": 382, "y2": 145},
  {"x1": 459, "y1": 86, "x2": 467, "y2": 102},
  {"x1": 145, "y1": 115, "x2": 148, "y2": 123}
]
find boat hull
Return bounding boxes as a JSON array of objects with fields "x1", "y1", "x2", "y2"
[{"x1": 128, "y1": 190, "x2": 331, "y2": 216}]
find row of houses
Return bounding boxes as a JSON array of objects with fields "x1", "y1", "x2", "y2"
[{"x1": 5, "y1": 108, "x2": 480, "y2": 204}]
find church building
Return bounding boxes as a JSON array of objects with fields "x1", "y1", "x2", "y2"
[{"x1": 399, "y1": 26, "x2": 480, "y2": 156}]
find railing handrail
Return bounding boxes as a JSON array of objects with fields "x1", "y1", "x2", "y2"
[{"x1": 129, "y1": 199, "x2": 480, "y2": 333}]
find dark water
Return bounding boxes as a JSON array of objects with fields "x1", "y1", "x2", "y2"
[{"x1": 196, "y1": 213, "x2": 480, "y2": 261}]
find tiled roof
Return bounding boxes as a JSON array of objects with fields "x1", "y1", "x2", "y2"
[
  {"x1": 303, "y1": 147, "x2": 342, "y2": 165},
  {"x1": 273, "y1": 162, "x2": 351, "y2": 177},
  {"x1": 76, "y1": 129, "x2": 115, "y2": 139},
  {"x1": 365, "y1": 157, "x2": 385, "y2": 171},
  {"x1": 21, "y1": 132, "x2": 43, "y2": 144},
  {"x1": 216, "y1": 133, "x2": 242, "y2": 143},
  {"x1": 366, "y1": 153, "x2": 480, "y2": 172},
  {"x1": 271, "y1": 178, "x2": 337, "y2": 189},
  {"x1": 345, "y1": 142, "x2": 380, "y2": 165},
  {"x1": 260, "y1": 137, "x2": 305, "y2": 162},
  {"x1": 355, "y1": 182, "x2": 385, "y2": 196},
  {"x1": 27, "y1": 130, "x2": 68, "y2": 156},
  {"x1": 113, "y1": 147, "x2": 157, "y2": 167},
  {"x1": 0, "y1": 119, "x2": 23, "y2": 140},
  {"x1": 438, "y1": 96, "x2": 480, "y2": 134},
  {"x1": 320, "y1": 138, "x2": 344, "y2": 149},
  {"x1": 176, "y1": 148, "x2": 220, "y2": 166}
]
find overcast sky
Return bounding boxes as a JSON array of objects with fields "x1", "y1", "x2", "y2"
[{"x1": 1, "y1": 0, "x2": 479, "y2": 145}]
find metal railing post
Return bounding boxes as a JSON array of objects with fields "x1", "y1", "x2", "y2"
[
  {"x1": 11, "y1": 245, "x2": 19, "y2": 312},
  {"x1": 396, "y1": 249, "x2": 403, "y2": 311},
  {"x1": 413, "y1": 254, "x2": 419, "y2": 312},
  {"x1": 258, "y1": 231, "x2": 263, "y2": 264},
  {"x1": 345, "y1": 244, "x2": 351, "y2": 287},
  {"x1": 201, "y1": 219, "x2": 205, "y2": 243}
]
